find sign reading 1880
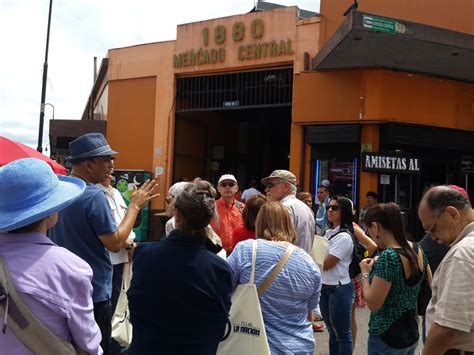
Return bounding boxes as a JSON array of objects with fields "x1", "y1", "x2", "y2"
[
  {"x1": 362, "y1": 153, "x2": 421, "y2": 175},
  {"x1": 173, "y1": 19, "x2": 294, "y2": 68}
]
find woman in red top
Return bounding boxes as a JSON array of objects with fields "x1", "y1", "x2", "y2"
[{"x1": 231, "y1": 194, "x2": 266, "y2": 250}]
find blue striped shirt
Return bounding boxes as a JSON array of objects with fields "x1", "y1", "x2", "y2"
[{"x1": 227, "y1": 239, "x2": 321, "y2": 354}]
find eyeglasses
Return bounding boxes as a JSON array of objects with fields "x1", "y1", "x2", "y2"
[
  {"x1": 326, "y1": 204, "x2": 340, "y2": 211},
  {"x1": 91, "y1": 156, "x2": 115, "y2": 163},
  {"x1": 266, "y1": 181, "x2": 284, "y2": 189},
  {"x1": 424, "y1": 209, "x2": 446, "y2": 236},
  {"x1": 220, "y1": 182, "x2": 235, "y2": 188}
]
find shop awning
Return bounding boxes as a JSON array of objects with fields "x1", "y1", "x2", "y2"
[{"x1": 312, "y1": 11, "x2": 474, "y2": 83}]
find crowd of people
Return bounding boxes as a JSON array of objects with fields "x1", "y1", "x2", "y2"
[{"x1": 0, "y1": 132, "x2": 473, "y2": 355}]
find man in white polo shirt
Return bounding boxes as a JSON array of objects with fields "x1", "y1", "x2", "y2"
[{"x1": 418, "y1": 185, "x2": 474, "y2": 355}]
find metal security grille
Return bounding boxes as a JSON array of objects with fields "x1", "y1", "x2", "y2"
[{"x1": 176, "y1": 67, "x2": 293, "y2": 112}]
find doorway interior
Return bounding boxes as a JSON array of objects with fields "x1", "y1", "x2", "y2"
[{"x1": 173, "y1": 67, "x2": 293, "y2": 190}]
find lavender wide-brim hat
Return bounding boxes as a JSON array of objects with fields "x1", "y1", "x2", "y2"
[{"x1": 0, "y1": 158, "x2": 86, "y2": 233}]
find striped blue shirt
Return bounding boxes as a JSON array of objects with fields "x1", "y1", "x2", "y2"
[{"x1": 227, "y1": 239, "x2": 321, "y2": 354}]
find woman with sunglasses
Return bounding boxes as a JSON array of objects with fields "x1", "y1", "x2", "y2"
[
  {"x1": 320, "y1": 196, "x2": 356, "y2": 355},
  {"x1": 360, "y1": 203, "x2": 429, "y2": 355}
]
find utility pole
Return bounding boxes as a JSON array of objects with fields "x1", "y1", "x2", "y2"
[{"x1": 37, "y1": 0, "x2": 53, "y2": 153}]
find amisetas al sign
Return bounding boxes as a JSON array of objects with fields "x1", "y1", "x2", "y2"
[{"x1": 362, "y1": 153, "x2": 421, "y2": 174}]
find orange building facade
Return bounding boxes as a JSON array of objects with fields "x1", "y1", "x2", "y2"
[{"x1": 81, "y1": 0, "x2": 474, "y2": 239}]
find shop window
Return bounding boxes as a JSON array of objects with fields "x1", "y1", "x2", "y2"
[
  {"x1": 314, "y1": 157, "x2": 358, "y2": 205},
  {"x1": 379, "y1": 174, "x2": 414, "y2": 239}
]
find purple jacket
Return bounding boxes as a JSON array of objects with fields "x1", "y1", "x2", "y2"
[{"x1": 0, "y1": 232, "x2": 102, "y2": 354}]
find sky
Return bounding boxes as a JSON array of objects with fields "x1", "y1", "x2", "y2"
[{"x1": 0, "y1": 0, "x2": 319, "y2": 153}]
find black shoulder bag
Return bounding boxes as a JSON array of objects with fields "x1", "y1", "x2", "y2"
[{"x1": 413, "y1": 243, "x2": 431, "y2": 316}]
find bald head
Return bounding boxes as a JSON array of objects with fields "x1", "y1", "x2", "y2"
[
  {"x1": 419, "y1": 185, "x2": 473, "y2": 246},
  {"x1": 420, "y1": 185, "x2": 471, "y2": 215}
]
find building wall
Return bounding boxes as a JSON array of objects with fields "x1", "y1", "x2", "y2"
[
  {"x1": 106, "y1": 7, "x2": 320, "y2": 209},
  {"x1": 293, "y1": 69, "x2": 474, "y2": 131},
  {"x1": 103, "y1": 3, "x2": 474, "y2": 216},
  {"x1": 319, "y1": 0, "x2": 474, "y2": 46},
  {"x1": 173, "y1": 7, "x2": 307, "y2": 75},
  {"x1": 107, "y1": 77, "x2": 156, "y2": 170},
  {"x1": 363, "y1": 71, "x2": 474, "y2": 131},
  {"x1": 93, "y1": 84, "x2": 108, "y2": 121},
  {"x1": 107, "y1": 41, "x2": 176, "y2": 208},
  {"x1": 293, "y1": 71, "x2": 363, "y2": 123}
]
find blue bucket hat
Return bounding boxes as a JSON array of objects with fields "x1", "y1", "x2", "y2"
[
  {"x1": 67, "y1": 133, "x2": 118, "y2": 164},
  {"x1": 0, "y1": 158, "x2": 86, "y2": 233}
]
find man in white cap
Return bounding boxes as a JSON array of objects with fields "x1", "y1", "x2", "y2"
[
  {"x1": 210, "y1": 174, "x2": 244, "y2": 254},
  {"x1": 261, "y1": 170, "x2": 315, "y2": 253}
]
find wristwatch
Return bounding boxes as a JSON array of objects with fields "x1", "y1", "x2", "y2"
[{"x1": 361, "y1": 272, "x2": 370, "y2": 279}]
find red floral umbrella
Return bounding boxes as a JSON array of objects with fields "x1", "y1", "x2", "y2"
[{"x1": 0, "y1": 136, "x2": 67, "y2": 175}]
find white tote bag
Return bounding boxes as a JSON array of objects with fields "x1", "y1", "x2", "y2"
[
  {"x1": 310, "y1": 235, "x2": 328, "y2": 271},
  {"x1": 217, "y1": 240, "x2": 294, "y2": 355},
  {"x1": 111, "y1": 262, "x2": 133, "y2": 347}
]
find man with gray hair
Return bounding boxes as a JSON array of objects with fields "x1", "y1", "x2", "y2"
[
  {"x1": 418, "y1": 185, "x2": 474, "y2": 355},
  {"x1": 261, "y1": 169, "x2": 315, "y2": 253}
]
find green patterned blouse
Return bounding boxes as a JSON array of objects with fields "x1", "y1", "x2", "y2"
[{"x1": 368, "y1": 247, "x2": 427, "y2": 335}]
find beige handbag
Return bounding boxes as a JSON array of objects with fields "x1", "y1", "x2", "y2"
[
  {"x1": 310, "y1": 235, "x2": 328, "y2": 271},
  {"x1": 217, "y1": 241, "x2": 295, "y2": 355},
  {"x1": 111, "y1": 262, "x2": 133, "y2": 347}
]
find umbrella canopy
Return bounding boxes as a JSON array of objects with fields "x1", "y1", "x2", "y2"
[{"x1": 0, "y1": 136, "x2": 67, "y2": 175}]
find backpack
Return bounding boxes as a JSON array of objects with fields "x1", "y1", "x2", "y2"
[{"x1": 328, "y1": 229, "x2": 366, "y2": 279}]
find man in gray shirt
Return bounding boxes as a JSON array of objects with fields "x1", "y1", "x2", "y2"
[{"x1": 261, "y1": 170, "x2": 315, "y2": 253}]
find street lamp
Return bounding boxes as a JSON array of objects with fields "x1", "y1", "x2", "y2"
[
  {"x1": 44, "y1": 102, "x2": 55, "y2": 120},
  {"x1": 36, "y1": 0, "x2": 53, "y2": 153}
]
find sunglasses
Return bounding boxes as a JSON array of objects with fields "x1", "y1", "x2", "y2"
[
  {"x1": 266, "y1": 181, "x2": 284, "y2": 189},
  {"x1": 90, "y1": 156, "x2": 115, "y2": 163},
  {"x1": 326, "y1": 204, "x2": 340, "y2": 211},
  {"x1": 220, "y1": 182, "x2": 235, "y2": 188}
]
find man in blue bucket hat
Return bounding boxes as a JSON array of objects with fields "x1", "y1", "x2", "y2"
[
  {"x1": 49, "y1": 133, "x2": 158, "y2": 354},
  {"x1": 0, "y1": 158, "x2": 102, "y2": 353}
]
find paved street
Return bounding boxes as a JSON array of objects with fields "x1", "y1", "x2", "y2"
[{"x1": 314, "y1": 307, "x2": 423, "y2": 355}]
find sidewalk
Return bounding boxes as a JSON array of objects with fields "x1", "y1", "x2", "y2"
[{"x1": 314, "y1": 307, "x2": 423, "y2": 354}]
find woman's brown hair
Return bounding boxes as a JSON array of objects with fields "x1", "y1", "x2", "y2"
[
  {"x1": 255, "y1": 201, "x2": 296, "y2": 243},
  {"x1": 364, "y1": 202, "x2": 419, "y2": 277},
  {"x1": 243, "y1": 194, "x2": 267, "y2": 231},
  {"x1": 173, "y1": 180, "x2": 216, "y2": 241},
  {"x1": 296, "y1": 191, "x2": 311, "y2": 201}
]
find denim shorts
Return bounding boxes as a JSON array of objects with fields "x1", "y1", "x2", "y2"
[{"x1": 368, "y1": 335, "x2": 418, "y2": 355}]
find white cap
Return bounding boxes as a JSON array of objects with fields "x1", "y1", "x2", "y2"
[
  {"x1": 218, "y1": 174, "x2": 237, "y2": 185},
  {"x1": 321, "y1": 179, "x2": 330, "y2": 187}
]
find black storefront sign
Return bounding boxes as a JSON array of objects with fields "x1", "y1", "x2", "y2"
[
  {"x1": 362, "y1": 153, "x2": 421, "y2": 174},
  {"x1": 461, "y1": 156, "x2": 474, "y2": 174}
]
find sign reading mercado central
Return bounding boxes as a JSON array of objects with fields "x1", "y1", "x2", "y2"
[
  {"x1": 173, "y1": 19, "x2": 294, "y2": 68},
  {"x1": 362, "y1": 153, "x2": 421, "y2": 175}
]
